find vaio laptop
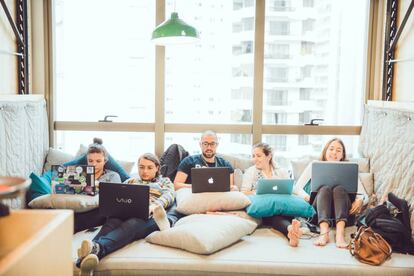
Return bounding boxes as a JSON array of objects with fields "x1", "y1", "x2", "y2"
[
  {"x1": 99, "y1": 182, "x2": 149, "y2": 220},
  {"x1": 191, "y1": 167, "x2": 231, "y2": 193},
  {"x1": 310, "y1": 161, "x2": 358, "y2": 204},
  {"x1": 256, "y1": 179, "x2": 294, "y2": 195}
]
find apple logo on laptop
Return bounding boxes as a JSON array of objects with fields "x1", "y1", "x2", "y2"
[
  {"x1": 208, "y1": 177, "x2": 214, "y2": 184},
  {"x1": 272, "y1": 185, "x2": 278, "y2": 191}
]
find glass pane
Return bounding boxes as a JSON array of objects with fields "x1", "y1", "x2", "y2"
[
  {"x1": 55, "y1": 131, "x2": 155, "y2": 173},
  {"x1": 54, "y1": 0, "x2": 155, "y2": 122},
  {"x1": 164, "y1": 0, "x2": 255, "y2": 124},
  {"x1": 165, "y1": 133, "x2": 252, "y2": 158},
  {"x1": 262, "y1": 134, "x2": 360, "y2": 171},
  {"x1": 263, "y1": 0, "x2": 369, "y2": 125}
]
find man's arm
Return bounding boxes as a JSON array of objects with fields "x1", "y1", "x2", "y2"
[{"x1": 174, "y1": 171, "x2": 192, "y2": 190}]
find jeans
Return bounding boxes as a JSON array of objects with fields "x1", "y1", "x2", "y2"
[
  {"x1": 312, "y1": 185, "x2": 351, "y2": 226},
  {"x1": 92, "y1": 204, "x2": 184, "y2": 259},
  {"x1": 74, "y1": 208, "x2": 106, "y2": 233},
  {"x1": 262, "y1": 215, "x2": 293, "y2": 238}
]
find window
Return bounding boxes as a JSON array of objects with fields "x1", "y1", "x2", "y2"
[
  {"x1": 270, "y1": 0, "x2": 291, "y2": 12},
  {"x1": 51, "y1": 0, "x2": 369, "y2": 160},
  {"x1": 266, "y1": 90, "x2": 288, "y2": 105},
  {"x1": 302, "y1": 19, "x2": 315, "y2": 34},
  {"x1": 165, "y1": 0, "x2": 255, "y2": 124},
  {"x1": 242, "y1": 17, "x2": 254, "y2": 31},
  {"x1": 303, "y1": 0, "x2": 314, "y2": 7},
  {"x1": 265, "y1": 43, "x2": 289, "y2": 59},
  {"x1": 55, "y1": 131, "x2": 154, "y2": 166},
  {"x1": 265, "y1": 135, "x2": 287, "y2": 151},
  {"x1": 53, "y1": 0, "x2": 155, "y2": 123},
  {"x1": 266, "y1": 67, "x2": 288, "y2": 82},
  {"x1": 269, "y1": 21, "x2": 290, "y2": 35},
  {"x1": 264, "y1": 0, "x2": 368, "y2": 127},
  {"x1": 298, "y1": 135, "x2": 309, "y2": 145},
  {"x1": 300, "y1": 88, "x2": 311, "y2": 100},
  {"x1": 165, "y1": 133, "x2": 251, "y2": 158},
  {"x1": 299, "y1": 111, "x2": 312, "y2": 124},
  {"x1": 301, "y1": 41, "x2": 314, "y2": 55}
]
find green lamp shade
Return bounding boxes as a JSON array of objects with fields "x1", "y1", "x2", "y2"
[{"x1": 152, "y1": 12, "x2": 199, "y2": 45}]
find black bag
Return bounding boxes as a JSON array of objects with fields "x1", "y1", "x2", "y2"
[
  {"x1": 360, "y1": 193, "x2": 414, "y2": 254},
  {"x1": 160, "y1": 144, "x2": 189, "y2": 182}
]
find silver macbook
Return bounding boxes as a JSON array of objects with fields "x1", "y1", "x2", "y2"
[
  {"x1": 99, "y1": 182, "x2": 149, "y2": 220},
  {"x1": 256, "y1": 179, "x2": 294, "y2": 195},
  {"x1": 191, "y1": 167, "x2": 231, "y2": 193},
  {"x1": 310, "y1": 161, "x2": 358, "y2": 203}
]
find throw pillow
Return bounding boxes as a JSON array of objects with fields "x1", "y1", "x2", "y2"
[
  {"x1": 176, "y1": 188, "x2": 251, "y2": 215},
  {"x1": 28, "y1": 194, "x2": 99, "y2": 213},
  {"x1": 359, "y1": 172, "x2": 374, "y2": 196},
  {"x1": 43, "y1": 148, "x2": 75, "y2": 172},
  {"x1": 28, "y1": 172, "x2": 52, "y2": 201},
  {"x1": 146, "y1": 214, "x2": 257, "y2": 254},
  {"x1": 246, "y1": 194, "x2": 315, "y2": 218}
]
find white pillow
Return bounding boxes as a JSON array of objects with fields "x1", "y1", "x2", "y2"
[
  {"x1": 28, "y1": 194, "x2": 99, "y2": 213},
  {"x1": 359, "y1": 172, "x2": 374, "y2": 196},
  {"x1": 176, "y1": 188, "x2": 251, "y2": 215},
  {"x1": 43, "y1": 148, "x2": 75, "y2": 172},
  {"x1": 146, "y1": 214, "x2": 257, "y2": 254}
]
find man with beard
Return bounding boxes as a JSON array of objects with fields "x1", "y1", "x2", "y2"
[{"x1": 174, "y1": 130, "x2": 235, "y2": 191}]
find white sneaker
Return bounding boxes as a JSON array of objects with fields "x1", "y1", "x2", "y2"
[
  {"x1": 78, "y1": 240, "x2": 93, "y2": 259},
  {"x1": 80, "y1": 254, "x2": 99, "y2": 276}
]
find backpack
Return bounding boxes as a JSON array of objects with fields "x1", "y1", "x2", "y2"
[
  {"x1": 159, "y1": 144, "x2": 189, "y2": 182},
  {"x1": 361, "y1": 193, "x2": 414, "y2": 254}
]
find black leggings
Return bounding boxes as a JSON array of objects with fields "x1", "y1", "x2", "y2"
[
  {"x1": 312, "y1": 185, "x2": 353, "y2": 226},
  {"x1": 262, "y1": 215, "x2": 293, "y2": 238}
]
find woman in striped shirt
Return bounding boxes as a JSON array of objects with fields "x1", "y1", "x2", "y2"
[{"x1": 76, "y1": 153, "x2": 176, "y2": 275}]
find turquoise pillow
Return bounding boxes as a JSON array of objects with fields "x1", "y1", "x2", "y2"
[
  {"x1": 29, "y1": 171, "x2": 52, "y2": 201},
  {"x1": 303, "y1": 179, "x2": 311, "y2": 195},
  {"x1": 246, "y1": 194, "x2": 315, "y2": 218}
]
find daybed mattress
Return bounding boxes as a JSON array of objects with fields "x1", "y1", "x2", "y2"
[{"x1": 73, "y1": 227, "x2": 414, "y2": 276}]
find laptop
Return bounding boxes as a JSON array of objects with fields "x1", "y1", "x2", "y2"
[
  {"x1": 191, "y1": 167, "x2": 231, "y2": 193},
  {"x1": 256, "y1": 179, "x2": 294, "y2": 195},
  {"x1": 310, "y1": 161, "x2": 358, "y2": 203},
  {"x1": 99, "y1": 182, "x2": 150, "y2": 220},
  {"x1": 51, "y1": 165, "x2": 95, "y2": 195}
]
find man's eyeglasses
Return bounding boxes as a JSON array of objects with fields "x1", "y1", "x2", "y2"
[{"x1": 201, "y1": 142, "x2": 218, "y2": 147}]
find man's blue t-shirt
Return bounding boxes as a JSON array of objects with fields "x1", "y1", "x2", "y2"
[{"x1": 177, "y1": 154, "x2": 234, "y2": 184}]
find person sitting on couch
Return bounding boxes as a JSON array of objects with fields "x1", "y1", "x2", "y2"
[
  {"x1": 86, "y1": 137, "x2": 121, "y2": 184},
  {"x1": 174, "y1": 130, "x2": 235, "y2": 190},
  {"x1": 72, "y1": 138, "x2": 121, "y2": 233},
  {"x1": 295, "y1": 138, "x2": 368, "y2": 248},
  {"x1": 76, "y1": 153, "x2": 177, "y2": 275},
  {"x1": 241, "y1": 142, "x2": 305, "y2": 247}
]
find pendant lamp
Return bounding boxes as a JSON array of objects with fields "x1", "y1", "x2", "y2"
[{"x1": 151, "y1": 12, "x2": 199, "y2": 45}]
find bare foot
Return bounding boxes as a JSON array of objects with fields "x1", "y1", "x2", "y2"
[
  {"x1": 287, "y1": 219, "x2": 302, "y2": 247},
  {"x1": 314, "y1": 233, "x2": 329, "y2": 246},
  {"x1": 336, "y1": 235, "x2": 348, "y2": 248}
]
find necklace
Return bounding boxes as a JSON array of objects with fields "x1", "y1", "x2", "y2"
[{"x1": 200, "y1": 154, "x2": 217, "y2": 167}]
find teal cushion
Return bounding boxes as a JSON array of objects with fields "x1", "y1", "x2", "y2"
[
  {"x1": 303, "y1": 179, "x2": 311, "y2": 195},
  {"x1": 64, "y1": 154, "x2": 130, "y2": 182},
  {"x1": 246, "y1": 194, "x2": 315, "y2": 218},
  {"x1": 29, "y1": 171, "x2": 52, "y2": 201}
]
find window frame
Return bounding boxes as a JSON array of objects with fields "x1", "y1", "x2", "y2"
[{"x1": 48, "y1": 0, "x2": 371, "y2": 157}]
